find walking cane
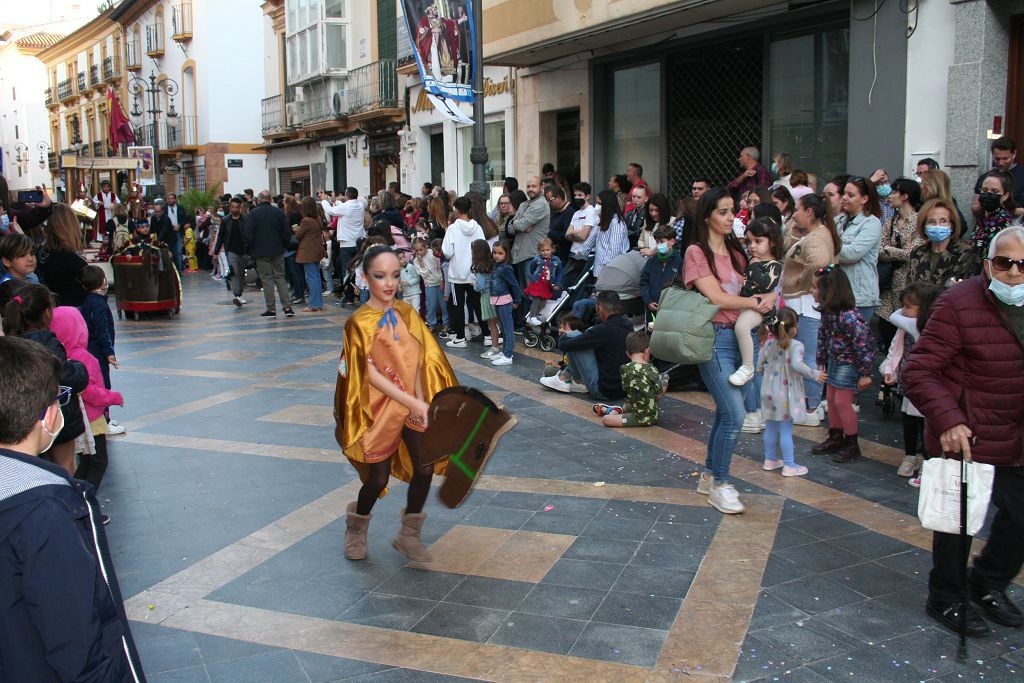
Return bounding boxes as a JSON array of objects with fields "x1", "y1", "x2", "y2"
[{"x1": 957, "y1": 455, "x2": 969, "y2": 661}]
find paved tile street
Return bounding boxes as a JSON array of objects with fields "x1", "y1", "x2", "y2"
[{"x1": 103, "y1": 275, "x2": 1023, "y2": 682}]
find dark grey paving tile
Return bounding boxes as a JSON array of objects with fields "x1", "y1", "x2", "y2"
[
  {"x1": 517, "y1": 583, "x2": 607, "y2": 620},
  {"x1": 192, "y1": 633, "x2": 278, "y2": 665},
  {"x1": 487, "y1": 612, "x2": 587, "y2": 655},
  {"x1": 631, "y1": 542, "x2": 705, "y2": 571},
  {"x1": 541, "y1": 494, "x2": 608, "y2": 515},
  {"x1": 131, "y1": 623, "x2": 202, "y2": 674},
  {"x1": 771, "y1": 524, "x2": 819, "y2": 551},
  {"x1": 743, "y1": 665, "x2": 832, "y2": 682},
  {"x1": 592, "y1": 591, "x2": 682, "y2": 630},
  {"x1": 875, "y1": 628, "x2": 978, "y2": 676},
  {"x1": 781, "y1": 512, "x2": 866, "y2": 540},
  {"x1": 823, "y1": 561, "x2": 924, "y2": 598},
  {"x1": 340, "y1": 593, "x2": 437, "y2": 630},
  {"x1": 875, "y1": 549, "x2": 933, "y2": 581},
  {"x1": 520, "y1": 509, "x2": 595, "y2": 535},
  {"x1": 610, "y1": 565, "x2": 696, "y2": 599},
  {"x1": 149, "y1": 665, "x2": 212, "y2": 683},
  {"x1": 460, "y1": 506, "x2": 534, "y2": 530},
  {"x1": 733, "y1": 633, "x2": 799, "y2": 682},
  {"x1": 373, "y1": 567, "x2": 465, "y2": 601},
  {"x1": 807, "y1": 645, "x2": 932, "y2": 681},
  {"x1": 775, "y1": 541, "x2": 864, "y2": 575},
  {"x1": 567, "y1": 622, "x2": 668, "y2": 668},
  {"x1": 411, "y1": 602, "x2": 509, "y2": 643},
  {"x1": 749, "y1": 620, "x2": 863, "y2": 665},
  {"x1": 311, "y1": 560, "x2": 401, "y2": 592},
  {"x1": 814, "y1": 600, "x2": 930, "y2": 642},
  {"x1": 761, "y1": 553, "x2": 816, "y2": 588},
  {"x1": 579, "y1": 514, "x2": 655, "y2": 541},
  {"x1": 750, "y1": 591, "x2": 811, "y2": 631},
  {"x1": 767, "y1": 574, "x2": 870, "y2": 615},
  {"x1": 827, "y1": 530, "x2": 916, "y2": 561},
  {"x1": 206, "y1": 650, "x2": 309, "y2": 683},
  {"x1": 541, "y1": 558, "x2": 624, "y2": 591},
  {"x1": 444, "y1": 575, "x2": 534, "y2": 611},
  {"x1": 485, "y1": 491, "x2": 552, "y2": 510},
  {"x1": 935, "y1": 658, "x2": 1024, "y2": 682},
  {"x1": 781, "y1": 499, "x2": 821, "y2": 522},
  {"x1": 657, "y1": 502, "x2": 721, "y2": 526},
  {"x1": 293, "y1": 651, "x2": 393, "y2": 682},
  {"x1": 344, "y1": 668, "x2": 482, "y2": 682},
  {"x1": 598, "y1": 499, "x2": 664, "y2": 521},
  {"x1": 562, "y1": 536, "x2": 640, "y2": 564},
  {"x1": 645, "y1": 521, "x2": 716, "y2": 546}
]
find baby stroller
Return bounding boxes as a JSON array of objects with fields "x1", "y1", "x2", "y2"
[{"x1": 523, "y1": 259, "x2": 594, "y2": 352}]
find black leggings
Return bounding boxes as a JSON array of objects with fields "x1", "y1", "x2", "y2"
[
  {"x1": 902, "y1": 412, "x2": 926, "y2": 457},
  {"x1": 355, "y1": 427, "x2": 432, "y2": 515}
]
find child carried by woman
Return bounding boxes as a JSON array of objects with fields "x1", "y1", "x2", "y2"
[{"x1": 729, "y1": 218, "x2": 784, "y2": 386}]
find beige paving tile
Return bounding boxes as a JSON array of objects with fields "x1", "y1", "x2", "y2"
[
  {"x1": 474, "y1": 530, "x2": 575, "y2": 583},
  {"x1": 256, "y1": 403, "x2": 336, "y2": 427},
  {"x1": 415, "y1": 525, "x2": 515, "y2": 574}
]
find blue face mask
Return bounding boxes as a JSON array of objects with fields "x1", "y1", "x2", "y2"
[
  {"x1": 656, "y1": 242, "x2": 671, "y2": 255},
  {"x1": 876, "y1": 183, "x2": 892, "y2": 198},
  {"x1": 770, "y1": 162, "x2": 779, "y2": 175},
  {"x1": 924, "y1": 226, "x2": 952, "y2": 243},
  {"x1": 1, "y1": 213, "x2": 9, "y2": 233},
  {"x1": 989, "y1": 266, "x2": 1024, "y2": 306}
]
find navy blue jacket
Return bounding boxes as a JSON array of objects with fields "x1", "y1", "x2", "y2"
[
  {"x1": 21, "y1": 330, "x2": 88, "y2": 444},
  {"x1": 558, "y1": 313, "x2": 632, "y2": 399},
  {"x1": 639, "y1": 250, "x2": 683, "y2": 307},
  {"x1": 0, "y1": 449, "x2": 144, "y2": 682},
  {"x1": 243, "y1": 203, "x2": 291, "y2": 258},
  {"x1": 80, "y1": 291, "x2": 116, "y2": 362},
  {"x1": 489, "y1": 263, "x2": 522, "y2": 304}
]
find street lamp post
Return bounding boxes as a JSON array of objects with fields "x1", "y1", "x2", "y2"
[
  {"x1": 127, "y1": 71, "x2": 180, "y2": 190},
  {"x1": 37, "y1": 141, "x2": 51, "y2": 170},
  {"x1": 468, "y1": 7, "x2": 488, "y2": 198},
  {"x1": 13, "y1": 142, "x2": 29, "y2": 171}
]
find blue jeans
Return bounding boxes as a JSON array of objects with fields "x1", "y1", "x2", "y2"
[
  {"x1": 171, "y1": 241, "x2": 183, "y2": 272},
  {"x1": 496, "y1": 303, "x2": 515, "y2": 358},
  {"x1": 698, "y1": 326, "x2": 750, "y2": 484},
  {"x1": 424, "y1": 285, "x2": 448, "y2": 326},
  {"x1": 795, "y1": 314, "x2": 822, "y2": 409},
  {"x1": 561, "y1": 330, "x2": 605, "y2": 400},
  {"x1": 857, "y1": 306, "x2": 876, "y2": 324},
  {"x1": 303, "y1": 263, "x2": 323, "y2": 308},
  {"x1": 744, "y1": 329, "x2": 762, "y2": 413},
  {"x1": 764, "y1": 419, "x2": 795, "y2": 466},
  {"x1": 572, "y1": 297, "x2": 596, "y2": 320}
]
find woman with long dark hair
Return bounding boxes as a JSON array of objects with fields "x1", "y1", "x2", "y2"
[
  {"x1": 36, "y1": 204, "x2": 89, "y2": 307},
  {"x1": 683, "y1": 188, "x2": 775, "y2": 514},
  {"x1": 638, "y1": 193, "x2": 672, "y2": 257},
  {"x1": 593, "y1": 189, "x2": 629, "y2": 277},
  {"x1": 835, "y1": 176, "x2": 883, "y2": 322},
  {"x1": 877, "y1": 178, "x2": 924, "y2": 349}
]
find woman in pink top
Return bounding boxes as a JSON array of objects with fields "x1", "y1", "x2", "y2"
[{"x1": 683, "y1": 188, "x2": 776, "y2": 515}]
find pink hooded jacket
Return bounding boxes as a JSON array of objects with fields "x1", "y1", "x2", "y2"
[{"x1": 51, "y1": 306, "x2": 123, "y2": 422}]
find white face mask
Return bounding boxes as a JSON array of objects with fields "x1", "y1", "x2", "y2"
[{"x1": 41, "y1": 406, "x2": 65, "y2": 454}]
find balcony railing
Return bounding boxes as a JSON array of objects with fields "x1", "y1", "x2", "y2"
[
  {"x1": 261, "y1": 95, "x2": 283, "y2": 135},
  {"x1": 45, "y1": 87, "x2": 53, "y2": 106},
  {"x1": 77, "y1": 71, "x2": 87, "y2": 93},
  {"x1": 134, "y1": 124, "x2": 158, "y2": 149},
  {"x1": 164, "y1": 116, "x2": 197, "y2": 149},
  {"x1": 90, "y1": 64, "x2": 101, "y2": 87},
  {"x1": 347, "y1": 60, "x2": 400, "y2": 115},
  {"x1": 171, "y1": 4, "x2": 192, "y2": 40},
  {"x1": 103, "y1": 55, "x2": 120, "y2": 81},
  {"x1": 80, "y1": 145, "x2": 90, "y2": 158},
  {"x1": 126, "y1": 39, "x2": 141, "y2": 70},
  {"x1": 57, "y1": 78, "x2": 75, "y2": 102},
  {"x1": 146, "y1": 23, "x2": 164, "y2": 56},
  {"x1": 93, "y1": 140, "x2": 105, "y2": 157},
  {"x1": 47, "y1": 152, "x2": 57, "y2": 169}
]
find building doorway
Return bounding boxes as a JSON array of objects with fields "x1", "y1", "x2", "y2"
[
  {"x1": 332, "y1": 146, "x2": 347, "y2": 193},
  {"x1": 279, "y1": 166, "x2": 311, "y2": 196},
  {"x1": 430, "y1": 131, "x2": 444, "y2": 187},
  {"x1": 369, "y1": 135, "x2": 400, "y2": 195},
  {"x1": 556, "y1": 109, "x2": 581, "y2": 186}
]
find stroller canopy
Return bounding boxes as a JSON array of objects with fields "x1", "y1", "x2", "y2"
[{"x1": 595, "y1": 250, "x2": 645, "y2": 299}]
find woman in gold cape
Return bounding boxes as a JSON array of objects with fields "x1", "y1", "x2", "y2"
[{"x1": 334, "y1": 246, "x2": 457, "y2": 562}]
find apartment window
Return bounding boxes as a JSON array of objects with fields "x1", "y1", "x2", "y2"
[{"x1": 286, "y1": 0, "x2": 348, "y2": 83}]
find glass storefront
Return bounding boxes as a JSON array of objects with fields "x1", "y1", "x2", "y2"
[
  {"x1": 606, "y1": 63, "x2": 661, "y2": 193},
  {"x1": 460, "y1": 119, "x2": 506, "y2": 183}
]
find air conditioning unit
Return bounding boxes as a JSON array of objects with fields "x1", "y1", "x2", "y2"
[
  {"x1": 331, "y1": 91, "x2": 346, "y2": 116},
  {"x1": 293, "y1": 86, "x2": 305, "y2": 102},
  {"x1": 403, "y1": 130, "x2": 416, "y2": 147},
  {"x1": 285, "y1": 102, "x2": 303, "y2": 126}
]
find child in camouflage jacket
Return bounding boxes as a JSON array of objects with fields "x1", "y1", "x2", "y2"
[{"x1": 593, "y1": 331, "x2": 665, "y2": 427}]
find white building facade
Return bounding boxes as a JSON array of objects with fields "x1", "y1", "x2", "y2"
[{"x1": 0, "y1": 32, "x2": 60, "y2": 192}]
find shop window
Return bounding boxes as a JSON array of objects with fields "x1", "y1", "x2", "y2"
[
  {"x1": 603, "y1": 62, "x2": 661, "y2": 193},
  {"x1": 461, "y1": 120, "x2": 506, "y2": 184}
]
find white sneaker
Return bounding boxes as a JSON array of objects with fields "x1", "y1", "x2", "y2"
[
  {"x1": 568, "y1": 380, "x2": 590, "y2": 394},
  {"x1": 540, "y1": 374, "x2": 571, "y2": 393},
  {"x1": 446, "y1": 337, "x2": 467, "y2": 348},
  {"x1": 480, "y1": 347, "x2": 499, "y2": 359},
  {"x1": 729, "y1": 364, "x2": 755, "y2": 386},
  {"x1": 483, "y1": 335, "x2": 492, "y2": 345},
  {"x1": 491, "y1": 354, "x2": 513, "y2": 366},
  {"x1": 897, "y1": 455, "x2": 917, "y2": 477},
  {"x1": 741, "y1": 410, "x2": 764, "y2": 434},
  {"x1": 709, "y1": 483, "x2": 745, "y2": 514},
  {"x1": 107, "y1": 422, "x2": 126, "y2": 435},
  {"x1": 696, "y1": 471, "x2": 714, "y2": 495},
  {"x1": 793, "y1": 404, "x2": 823, "y2": 427},
  {"x1": 526, "y1": 315, "x2": 542, "y2": 326},
  {"x1": 233, "y1": 296, "x2": 245, "y2": 307}
]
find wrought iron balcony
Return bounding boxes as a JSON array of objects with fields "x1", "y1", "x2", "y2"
[
  {"x1": 103, "y1": 55, "x2": 120, "y2": 81},
  {"x1": 347, "y1": 60, "x2": 401, "y2": 116},
  {"x1": 146, "y1": 23, "x2": 164, "y2": 56},
  {"x1": 45, "y1": 87, "x2": 53, "y2": 106},
  {"x1": 126, "y1": 39, "x2": 141, "y2": 70},
  {"x1": 93, "y1": 140, "x2": 105, "y2": 157},
  {"x1": 57, "y1": 78, "x2": 75, "y2": 102},
  {"x1": 171, "y1": 4, "x2": 192, "y2": 41},
  {"x1": 77, "y1": 71, "x2": 87, "y2": 93},
  {"x1": 90, "y1": 64, "x2": 101, "y2": 87},
  {"x1": 164, "y1": 116, "x2": 197, "y2": 149},
  {"x1": 134, "y1": 124, "x2": 157, "y2": 148},
  {"x1": 261, "y1": 95, "x2": 283, "y2": 135}
]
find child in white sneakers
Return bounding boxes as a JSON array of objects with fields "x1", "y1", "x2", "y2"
[
  {"x1": 757, "y1": 307, "x2": 824, "y2": 477},
  {"x1": 729, "y1": 218, "x2": 784, "y2": 386}
]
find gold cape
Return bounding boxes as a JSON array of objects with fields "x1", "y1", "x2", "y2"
[{"x1": 333, "y1": 299, "x2": 457, "y2": 488}]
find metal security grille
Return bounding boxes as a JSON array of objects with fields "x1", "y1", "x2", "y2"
[{"x1": 667, "y1": 41, "x2": 763, "y2": 200}]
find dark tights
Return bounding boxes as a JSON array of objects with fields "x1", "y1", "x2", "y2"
[
  {"x1": 902, "y1": 412, "x2": 926, "y2": 457},
  {"x1": 355, "y1": 427, "x2": 432, "y2": 515}
]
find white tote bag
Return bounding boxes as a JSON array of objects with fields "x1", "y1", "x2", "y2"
[{"x1": 917, "y1": 457, "x2": 995, "y2": 536}]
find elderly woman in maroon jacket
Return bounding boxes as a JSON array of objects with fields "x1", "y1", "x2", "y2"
[{"x1": 903, "y1": 225, "x2": 1024, "y2": 638}]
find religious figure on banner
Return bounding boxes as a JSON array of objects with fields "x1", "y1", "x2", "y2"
[{"x1": 416, "y1": 3, "x2": 459, "y2": 83}]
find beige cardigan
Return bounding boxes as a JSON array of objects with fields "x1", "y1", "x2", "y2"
[{"x1": 781, "y1": 226, "x2": 837, "y2": 298}]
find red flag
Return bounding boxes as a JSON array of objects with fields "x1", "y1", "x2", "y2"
[{"x1": 107, "y1": 87, "x2": 136, "y2": 148}]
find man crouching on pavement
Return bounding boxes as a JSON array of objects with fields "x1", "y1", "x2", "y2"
[{"x1": 0, "y1": 336, "x2": 145, "y2": 682}]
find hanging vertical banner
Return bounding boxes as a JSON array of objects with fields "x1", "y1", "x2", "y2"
[
  {"x1": 403, "y1": 0, "x2": 476, "y2": 113},
  {"x1": 127, "y1": 146, "x2": 156, "y2": 186}
]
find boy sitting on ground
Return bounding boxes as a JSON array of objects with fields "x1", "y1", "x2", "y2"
[{"x1": 593, "y1": 331, "x2": 666, "y2": 427}]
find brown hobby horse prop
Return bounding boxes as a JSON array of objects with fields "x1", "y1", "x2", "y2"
[{"x1": 420, "y1": 386, "x2": 517, "y2": 508}]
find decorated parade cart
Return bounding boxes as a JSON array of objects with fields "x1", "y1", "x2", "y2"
[{"x1": 112, "y1": 242, "x2": 181, "y2": 320}]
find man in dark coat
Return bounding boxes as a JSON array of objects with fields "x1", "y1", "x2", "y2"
[
  {"x1": 904, "y1": 225, "x2": 1024, "y2": 637},
  {"x1": 0, "y1": 336, "x2": 145, "y2": 682},
  {"x1": 243, "y1": 191, "x2": 294, "y2": 317}
]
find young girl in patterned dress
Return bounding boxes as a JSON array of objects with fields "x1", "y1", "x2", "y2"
[
  {"x1": 812, "y1": 266, "x2": 876, "y2": 464},
  {"x1": 757, "y1": 308, "x2": 825, "y2": 477}
]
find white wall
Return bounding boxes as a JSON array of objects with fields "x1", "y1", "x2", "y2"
[
  {"x1": 224, "y1": 153, "x2": 269, "y2": 194},
  {"x1": 903, "y1": 0, "x2": 956, "y2": 176},
  {"x1": 198, "y1": 0, "x2": 264, "y2": 144},
  {"x1": 263, "y1": 12, "x2": 280, "y2": 98},
  {"x1": 0, "y1": 45, "x2": 53, "y2": 190}
]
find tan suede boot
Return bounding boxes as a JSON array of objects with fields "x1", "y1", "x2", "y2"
[
  {"x1": 345, "y1": 502, "x2": 371, "y2": 561},
  {"x1": 392, "y1": 508, "x2": 432, "y2": 562}
]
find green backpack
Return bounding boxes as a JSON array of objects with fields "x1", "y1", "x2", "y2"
[{"x1": 649, "y1": 286, "x2": 720, "y2": 365}]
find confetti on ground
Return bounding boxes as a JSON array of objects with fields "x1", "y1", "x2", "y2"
[
  {"x1": 543, "y1": 505, "x2": 554, "y2": 512},
  {"x1": 593, "y1": 481, "x2": 606, "y2": 487}
]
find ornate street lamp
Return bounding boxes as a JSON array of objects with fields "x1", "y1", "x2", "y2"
[
  {"x1": 37, "y1": 141, "x2": 51, "y2": 169},
  {"x1": 13, "y1": 142, "x2": 28, "y2": 167},
  {"x1": 127, "y1": 71, "x2": 181, "y2": 185}
]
